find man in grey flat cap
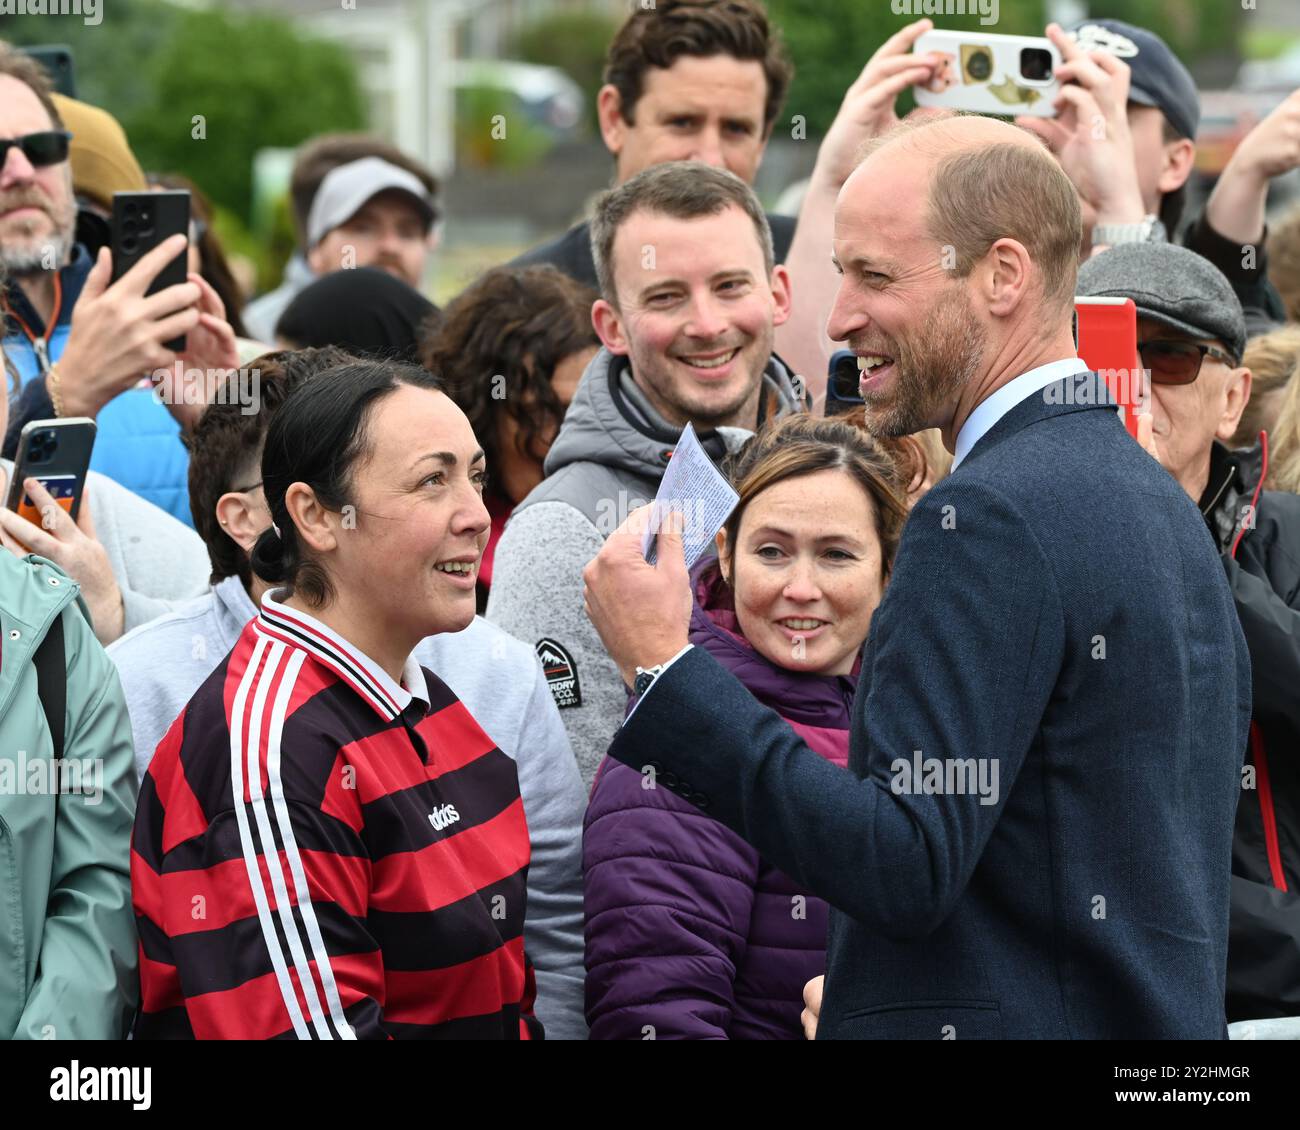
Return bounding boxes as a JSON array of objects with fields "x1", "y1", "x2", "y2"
[{"x1": 1079, "y1": 241, "x2": 1300, "y2": 1027}]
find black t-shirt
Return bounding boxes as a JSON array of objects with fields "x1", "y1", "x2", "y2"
[{"x1": 509, "y1": 212, "x2": 799, "y2": 292}]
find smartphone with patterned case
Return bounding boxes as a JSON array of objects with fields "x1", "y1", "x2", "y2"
[{"x1": 913, "y1": 30, "x2": 1061, "y2": 119}]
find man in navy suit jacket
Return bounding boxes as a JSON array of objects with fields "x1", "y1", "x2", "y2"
[{"x1": 582, "y1": 115, "x2": 1252, "y2": 1039}]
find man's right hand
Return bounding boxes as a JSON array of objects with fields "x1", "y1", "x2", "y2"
[
  {"x1": 801, "y1": 975, "x2": 824, "y2": 1041},
  {"x1": 54, "y1": 234, "x2": 201, "y2": 419}
]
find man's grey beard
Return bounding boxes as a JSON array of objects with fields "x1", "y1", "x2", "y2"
[
  {"x1": 0, "y1": 174, "x2": 78, "y2": 276},
  {"x1": 1, "y1": 227, "x2": 74, "y2": 276},
  {"x1": 862, "y1": 291, "x2": 987, "y2": 438}
]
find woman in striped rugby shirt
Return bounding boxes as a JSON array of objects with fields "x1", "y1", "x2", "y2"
[{"x1": 131, "y1": 359, "x2": 542, "y2": 1039}]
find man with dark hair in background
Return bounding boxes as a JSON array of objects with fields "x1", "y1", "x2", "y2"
[
  {"x1": 243, "y1": 134, "x2": 440, "y2": 343},
  {"x1": 511, "y1": 0, "x2": 798, "y2": 290}
]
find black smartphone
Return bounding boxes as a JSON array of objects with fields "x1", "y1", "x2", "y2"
[
  {"x1": 110, "y1": 190, "x2": 191, "y2": 352},
  {"x1": 20, "y1": 46, "x2": 76, "y2": 98},
  {"x1": 4, "y1": 418, "x2": 97, "y2": 540},
  {"x1": 825, "y1": 350, "x2": 865, "y2": 417}
]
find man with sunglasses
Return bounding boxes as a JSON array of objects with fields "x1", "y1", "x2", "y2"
[
  {"x1": 1079, "y1": 241, "x2": 1300, "y2": 1026},
  {"x1": 1, "y1": 42, "x2": 237, "y2": 526}
]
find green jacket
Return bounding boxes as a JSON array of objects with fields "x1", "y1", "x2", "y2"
[{"x1": 0, "y1": 549, "x2": 138, "y2": 1039}]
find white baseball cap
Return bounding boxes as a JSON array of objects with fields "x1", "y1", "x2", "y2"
[{"x1": 306, "y1": 156, "x2": 436, "y2": 248}]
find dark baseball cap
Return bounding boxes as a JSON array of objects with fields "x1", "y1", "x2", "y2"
[
  {"x1": 1067, "y1": 19, "x2": 1200, "y2": 141},
  {"x1": 1076, "y1": 242, "x2": 1246, "y2": 364}
]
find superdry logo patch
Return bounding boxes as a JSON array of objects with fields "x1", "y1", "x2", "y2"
[{"x1": 537, "y1": 638, "x2": 582, "y2": 709}]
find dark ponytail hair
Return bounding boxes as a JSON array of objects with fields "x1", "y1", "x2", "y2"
[{"x1": 250, "y1": 359, "x2": 445, "y2": 606}]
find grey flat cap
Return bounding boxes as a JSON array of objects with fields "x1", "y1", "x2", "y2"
[{"x1": 1076, "y1": 242, "x2": 1246, "y2": 363}]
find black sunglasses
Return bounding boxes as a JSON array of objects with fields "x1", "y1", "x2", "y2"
[
  {"x1": 0, "y1": 130, "x2": 73, "y2": 169},
  {"x1": 1139, "y1": 340, "x2": 1237, "y2": 386}
]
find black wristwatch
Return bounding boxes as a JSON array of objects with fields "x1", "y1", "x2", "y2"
[{"x1": 633, "y1": 664, "x2": 666, "y2": 697}]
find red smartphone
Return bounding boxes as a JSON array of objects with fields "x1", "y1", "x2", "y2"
[{"x1": 1074, "y1": 297, "x2": 1144, "y2": 439}]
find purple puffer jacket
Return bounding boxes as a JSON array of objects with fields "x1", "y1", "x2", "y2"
[{"x1": 583, "y1": 557, "x2": 858, "y2": 1040}]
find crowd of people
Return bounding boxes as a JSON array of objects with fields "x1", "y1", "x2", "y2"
[{"x1": 1, "y1": 0, "x2": 1299, "y2": 1041}]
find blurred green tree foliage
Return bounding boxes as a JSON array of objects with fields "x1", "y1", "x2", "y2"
[
  {"x1": 4, "y1": 0, "x2": 364, "y2": 225},
  {"x1": 513, "y1": 7, "x2": 621, "y2": 133}
]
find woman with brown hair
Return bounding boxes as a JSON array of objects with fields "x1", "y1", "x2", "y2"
[
  {"x1": 420, "y1": 265, "x2": 599, "y2": 608},
  {"x1": 583, "y1": 410, "x2": 907, "y2": 1039}
]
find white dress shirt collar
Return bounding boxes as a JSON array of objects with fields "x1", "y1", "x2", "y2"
[{"x1": 951, "y1": 357, "x2": 1090, "y2": 470}]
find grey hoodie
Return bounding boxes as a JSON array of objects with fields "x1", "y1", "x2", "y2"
[
  {"x1": 108, "y1": 575, "x2": 589, "y2": 1039},
  {"x1": 486, "y1": 347, "x2": 804, "y2": 787}
]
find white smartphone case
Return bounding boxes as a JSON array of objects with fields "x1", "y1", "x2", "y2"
[{"x1": 912, "y1": 30, "x2": 1061, "y2": 119}]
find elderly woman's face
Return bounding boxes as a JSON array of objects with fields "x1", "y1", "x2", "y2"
[{"x1": 329, "y1": 384, "x2": 490, "y2": 638}]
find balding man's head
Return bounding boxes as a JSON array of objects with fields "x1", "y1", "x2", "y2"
[
  {"x1": 826, "y1": 113, "x2": 1083, "y2": 441},
  {"x1": 848, "y1": 114, "x2": 1082, "y2": 314}
]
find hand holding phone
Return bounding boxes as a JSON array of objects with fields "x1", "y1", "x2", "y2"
[
  {"x1": 1074, "y1": 297, "x2": 1145, "y2": 439},
  {"x1": 1014, "y1": 24, "x2": 1146, "y2": 231},
  {"x1": 0, "y1": 420, "x2": 126, "y2": 642},
  {"x1": 51, "y1": 235, "x2": 201, "y2": 420},
  {"x1": 913, "y1": 29, "x2": 1061, "y2": 119}
]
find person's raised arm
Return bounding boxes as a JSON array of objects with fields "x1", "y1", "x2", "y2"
[
  {"x1": 53, "y1": 235, "x2": 201, "y2": 420},
  {"x1": 1205, "y1": 89, "x2": 1300, "y2": 248},
  {"x1": 775, "y1": 19, "x2": 941, "y2": 404}
]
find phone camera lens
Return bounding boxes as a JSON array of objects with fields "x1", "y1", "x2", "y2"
[
  {"x1": 30, "y1": 431, "x2": 56, "y2": 463},
  {"x1": 965, "y1": 48, "x2": 992, "y2": 82},
  {"x1": 122, "y1": 237, "x2": 138, "y2": 254},
  {"x1": 123, "y1": 218, "x2": 137, "y2": 234},
  {"x1": 1020, "y1": 48, "x2": 1053, "y2": 83},
  {"x1": 123, "y1": 200, "x2": 137, "y2": 215}
]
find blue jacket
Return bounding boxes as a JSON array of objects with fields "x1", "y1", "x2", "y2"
[
  {"x1": 2, "y1": 245, "x2": 192, "y2": 525},
  {"x1": 607, "y1": 372, "x2": 1253, "y2": 1039}
]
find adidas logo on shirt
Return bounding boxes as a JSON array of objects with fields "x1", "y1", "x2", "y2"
[{"x1": 428, "y1": 803, "x2": 461, "y2": 831}]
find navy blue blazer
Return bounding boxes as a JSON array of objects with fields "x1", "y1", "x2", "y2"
[{"x1": 608, "y1": 373, "x2": 1253, "y2": 1039}]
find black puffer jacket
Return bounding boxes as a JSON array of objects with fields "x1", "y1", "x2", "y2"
[{"x1": 1201, "y1": 437, "x2": 1300, "y2": 1021}]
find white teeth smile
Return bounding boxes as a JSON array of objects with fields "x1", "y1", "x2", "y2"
[
  {"x1": 780, "y1": 619, "x2": 826, "y2": 630},
  {"x1": 681, "y1": 348, "x2": 739, "y2": 369},
  {"x1": 435, "y1": 562, "x2": 473, "y2": 574},
  {"x1": 857, "y1": 355, "x2": 891, "y2": 371}
]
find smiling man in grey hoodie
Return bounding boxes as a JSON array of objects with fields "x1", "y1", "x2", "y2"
[{"x1": 487, "y1": 162, "x2": 805, "y2": 787}]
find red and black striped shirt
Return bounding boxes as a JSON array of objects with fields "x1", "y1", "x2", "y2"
[{"x1": 131, "y1": 590, "x2": 539, "y2": 1039}]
